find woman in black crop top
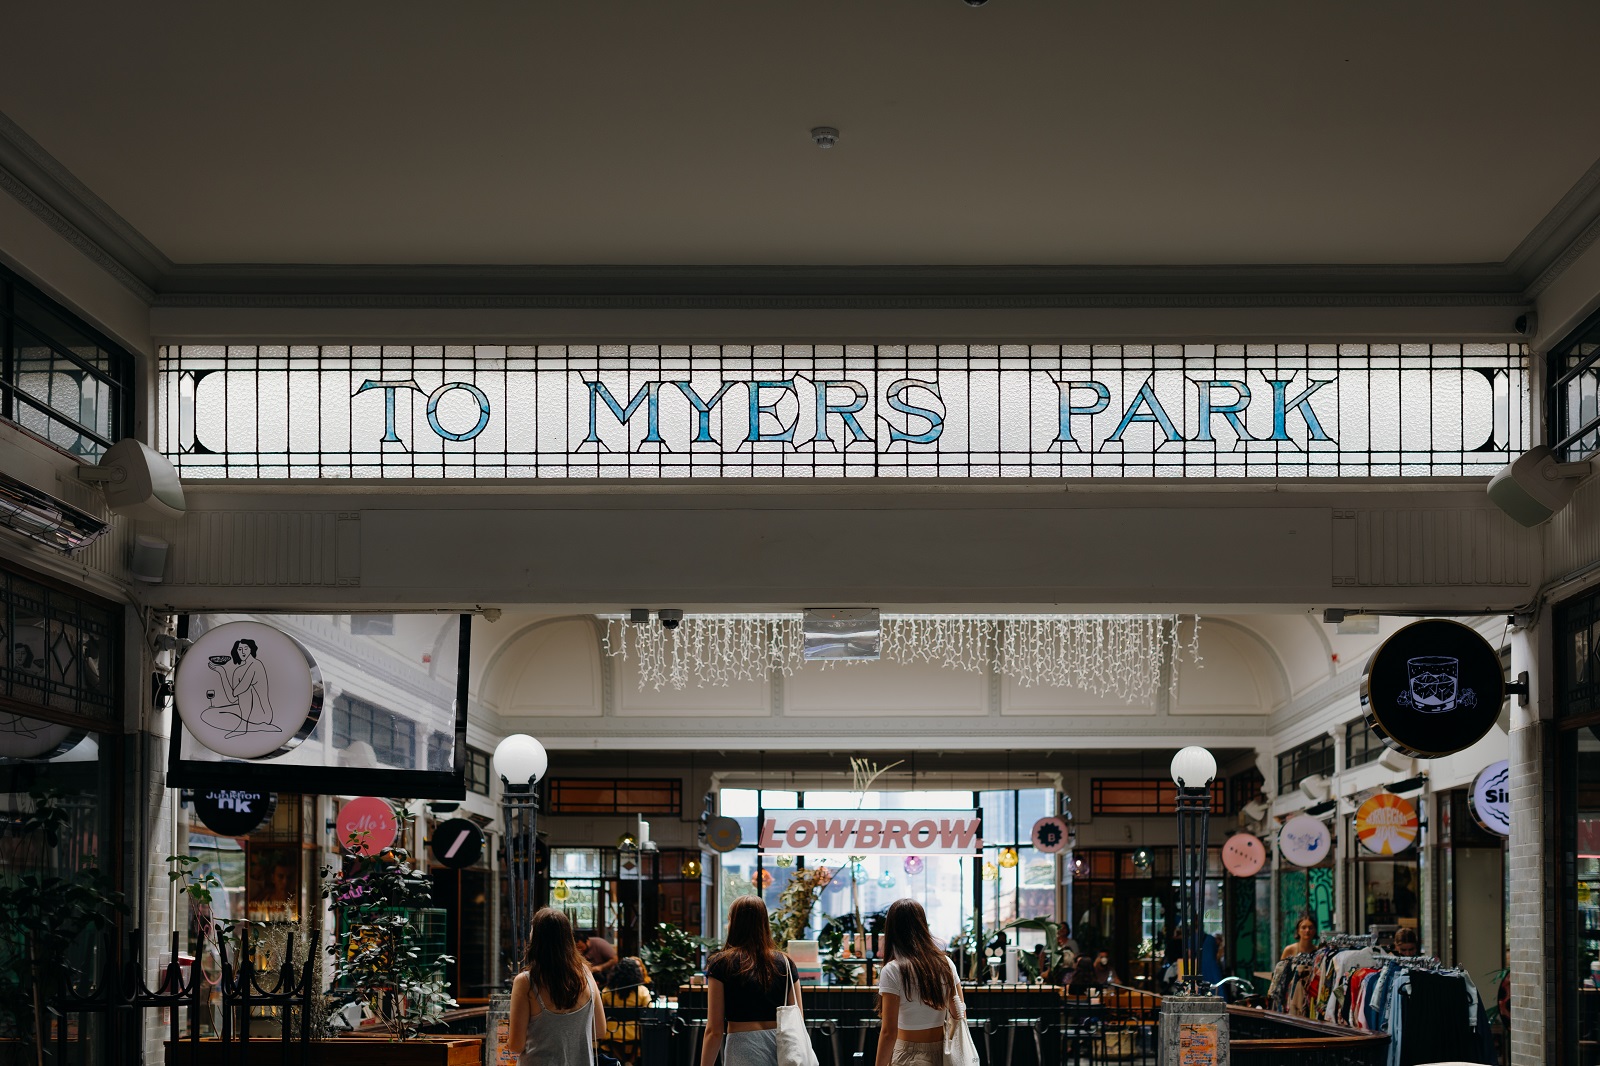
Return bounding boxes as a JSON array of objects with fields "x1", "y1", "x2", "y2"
[{"x1": 699, "y1": 895, "x2": 804, "y2": 1066}]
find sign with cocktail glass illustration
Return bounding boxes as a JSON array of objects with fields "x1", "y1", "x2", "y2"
[
  {"x1": 1360, "y1": 619, "x2": 1505, "y2": 759},
  {"x1": 174, "y1": 621, "x2": 323, "y2": 760}
]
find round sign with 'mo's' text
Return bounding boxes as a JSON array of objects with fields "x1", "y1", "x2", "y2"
[
  {"x1": 338, "y1": 796, "x2": 399, "y2": 855},
  {"x1": 1360, "y1": 619, "x2": 1505, "y2": 759}
]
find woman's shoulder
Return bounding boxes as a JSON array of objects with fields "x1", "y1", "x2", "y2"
[{"x1": 512, "y1": 970, "x2": 530, "y2": 988}]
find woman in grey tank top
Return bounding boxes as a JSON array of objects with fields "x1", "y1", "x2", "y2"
[{"x1": 509, "y1": 908, "x2": 607, "y2": 1066}]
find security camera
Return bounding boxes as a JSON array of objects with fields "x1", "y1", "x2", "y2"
[
  {"x1": 658, "y1": 609, "x2": 684, "y2": 630},
  {"x1": 1514, "y1": 312, "x2": 1536, "y2": 337},
  {"x1": 1487, "y1": 445, "x2": 1594, "y2": 526}
]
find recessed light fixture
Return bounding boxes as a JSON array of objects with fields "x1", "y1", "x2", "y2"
[{"x1": 811, "y1": 126, "x2": 839, "y2": 149}]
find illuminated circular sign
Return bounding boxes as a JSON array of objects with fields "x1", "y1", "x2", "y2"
[
  {"x1": 194, "y1": 788, "x2": 276, "y2": 836},
  {"x1": 0, "y1": 714, "x2": 85, "y2": 760},
  {"x1": 337, "y1": 796, "x2": 399, "y2": 856},
  {"x1": 1031, "y1": 816, "x2": 1072, "y2": 854},
  {"x1": 1279, "y1": 814, "x2": 1333, "y2": 867},
  {"x1": 1360, "y1": 619, "x2": 1504, "y2": 758},
  {"x1": 1469, "y1": 760, "x2": 1511, "y2": 837},
  {"x1": 174, "y1": 621, "x2": 322, "y2": 760},
  {"x1": 430, "y1": 817, "x2": 485, "y2": 869},
  {"x1": 1222, "y1": 832, "x2": 1267, "y2": 877},
  {"x1": 1354, "y1": 793, "x2": 1419, "y2": 855}
]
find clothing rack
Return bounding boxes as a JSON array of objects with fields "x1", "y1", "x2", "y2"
[{"x1": 1320, "y1": 933, "x2": 1377, "y2": 950}]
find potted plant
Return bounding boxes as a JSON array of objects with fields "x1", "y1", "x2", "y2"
[
  {"x1": 0, "y1": 790, "x2": 125, "y2": 1066},
  {"x1": 320, "y1": 806, "x2": 476, "y2": 1061},
  {"x1": 639, "y1": 922, "x2": 714, "y2": 995}
]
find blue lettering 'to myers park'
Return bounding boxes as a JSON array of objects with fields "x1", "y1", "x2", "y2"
[{"x1": 354, "y1": 372, "x2": 1336, "y2": 450}]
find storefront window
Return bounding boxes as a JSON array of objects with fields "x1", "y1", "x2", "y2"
[{"x1": 1560, "y1": 582, "x2": 1600, "y2": 1063}]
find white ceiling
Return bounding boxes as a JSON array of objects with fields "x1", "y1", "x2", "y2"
[{"x1": 4, "y1": 1, "x2": 1600, "y2": 270}]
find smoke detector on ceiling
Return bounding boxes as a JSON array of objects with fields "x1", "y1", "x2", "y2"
[{"x1": 811, "y1": 127, "x2": 839, "y2": 149}]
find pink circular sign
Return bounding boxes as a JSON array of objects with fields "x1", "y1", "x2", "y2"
[
  {"x1": 337, "y1": 797, "x2": 398, "y2": 855},
  {"x1": 1222, "y1": 832, "x2": 1267, "y2": 877}
]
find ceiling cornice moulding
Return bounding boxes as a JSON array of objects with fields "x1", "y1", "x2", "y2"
[{"x1": 0, "y1": 108, "x2": 1591, "y2": 312}]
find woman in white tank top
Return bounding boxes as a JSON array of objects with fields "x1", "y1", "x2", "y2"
[{"x1": 874, "y1": 900, "x2": 965, "y2": 1066}]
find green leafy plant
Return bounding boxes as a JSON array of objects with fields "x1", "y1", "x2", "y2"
[
  {"x1": 167, "y1": 854, "x2": 264, "y2": 958},
  {"x1": 816, "y1": 917, "x2": 855, "y2": 985},
  {"x1": 0, "y1": 790, "x2": 125, "y2": 1058},
  {"x1": 1003, "y1": 916, "x2": 1063, "y2": 983},
  {"x1": 320, "y1": 806, "x2": 454, "y2": 1040},
  {"x1": 771, "y1": 866, "x2": 833, "y2": 944},
  {"x1": 640, "y1": 922, "x2": 715, "y2": 994}
]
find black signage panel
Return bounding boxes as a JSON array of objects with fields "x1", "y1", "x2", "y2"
[
  {"x1": 1360, "y1": 619, "x2": 1505, "y2": 758},
  {"x1": 194, "y1": 788, "x2": 276, "y2": 836},
  {"x1": 430, "y1": 817, "x2": 485, "y2": 869}
]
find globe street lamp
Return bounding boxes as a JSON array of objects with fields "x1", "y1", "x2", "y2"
[
  {"x1": 1169, "y1": 745, "x2": 1217, "y2": 995},
  {"x1": 495, "y1": 734, "x2": 548, "y2": 976}
]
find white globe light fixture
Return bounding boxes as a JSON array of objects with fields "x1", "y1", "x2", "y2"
[
  {"x1": 1169, "y1": 745, "x2": 1217, "y2": 790},
  {"x1": 494, "y1": 733, "x2": 548, "y2": 792}
]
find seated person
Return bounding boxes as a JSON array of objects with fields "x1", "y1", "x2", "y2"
[
  {"x1": 577, "y1": 929, "x2": 619, "y2": 979},
  {"x1": 600, "y1": 956, "x2": 653, "y2": 1065}
]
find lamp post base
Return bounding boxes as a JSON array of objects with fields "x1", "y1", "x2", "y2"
[{"x1": 1159, "y1": 993, "x2": 1229, "y2": 1066}]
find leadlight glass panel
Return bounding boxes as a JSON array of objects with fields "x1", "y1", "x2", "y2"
[
  {"x1": 158, "y1": 343, "x2": 1529, "y2": 479},
  {"x1": 1277, "y1": 735, "x2": 1335, "y2": 796},
  {"x1": 0, "y1": 562, "x2": 119, "y2": 724}
]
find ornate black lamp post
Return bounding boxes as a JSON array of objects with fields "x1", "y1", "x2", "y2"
[
  {"x1": 1170, "y1": 745, "x2": 1217, "y2": 994},
  {"x1": 495, "y1": 733, "x2": 548, "y2": 971}
]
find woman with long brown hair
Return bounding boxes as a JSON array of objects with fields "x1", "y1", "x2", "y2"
[
  {"x1": 874, "y1": 899, "x2": 964, "y2": 1066},
  {"x1": 509, "y1": 908, "x2": 607, "y2": 1066},
  {"x1": 700, "y1": 895, "x2": 802, "y2": 1066}
]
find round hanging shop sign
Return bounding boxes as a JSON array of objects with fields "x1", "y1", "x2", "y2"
[
  {"x1": 337, "y1": 796, "x2": 399, "y2": 855},
  {"x1": 430, "y1": 817, "x2": 485, "y2": 869},
  {"x1": 1222, "y1": 832, "x2": 1267, "y2": 877},
  {"x1": 704, "y1": 815, "x2": 743, "y2": 853},
  {"x1": 1469, "y1": 760, "x2": 1511, "y2": 837},
  {"x1": 1360, "y1": 619, "x2": 1504, "y2": 759},
  {"x1": 1354, "y1": 793, "x2": 1419, "y2": 855},
  {"x1": 194, "y1": 788, "x2": 276, "y2": 836},
  {"x1": 0, "y1": 713, "x2": 85, "y2": 761},
  {"x1": 1279, "y1": 814, "x2": 1333, "y2": 867},
  {"x1": 1031, "y1": 816, "x2": 1072, "y2": 854},
  {"x1": 174, "y1": 621, "x2": 323, "y2": 760}
]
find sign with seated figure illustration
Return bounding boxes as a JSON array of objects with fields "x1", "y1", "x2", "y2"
[{"x1": 174, "y1": 621, "x2": 323, "y2": 760}]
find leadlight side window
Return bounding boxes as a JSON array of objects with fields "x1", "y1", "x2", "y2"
[
  {"x1": 0, "y1": 561, "x2": 119, "y2": 724},
  {"x1": 1278, "y1": 735, "x2": 1336, "y2": 796},
  {"x1": 1345, "y1": 719, "x2": 1385, "y2": 769},
  {"x1": 1090, "y1": 778, "x2": 1228, "y2": 816},
  {"x1": 330, "y1": 693, "x2": 417, "y2": 769},
  {"x1": 548, "y1": 778, "x2": 682, "y2": 816},
  {"x1": 1550, "y1": 311, "x2": 1600, "y2": 461},
  {"x1": 0, "y1": 263, "x2": 135, "y2": 460},
  {"x1": 157, "y1": 343, "x2": 1529, "y2": 480}
]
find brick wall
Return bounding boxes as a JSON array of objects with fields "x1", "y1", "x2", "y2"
[{"x1": 1508, "y1": 718, "x2": 1553, "y2": 1066}]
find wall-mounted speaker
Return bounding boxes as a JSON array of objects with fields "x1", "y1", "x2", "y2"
[
  {"x1": 129, "y1": 534, "x2": 168, "y2": 583},
  {"x1": 77, "y1": 439, "x2": 185, "y2": 521}
]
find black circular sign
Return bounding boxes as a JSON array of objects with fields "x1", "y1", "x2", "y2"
[
  {"x1": 430, "y1": 818, "x2": 485, "y2": 869},
  {"x1": 194, "y1": 789, "x2": 275, "y2": 836},
  {"x1": 1360, "y1": 619, "x2": 1505, "y2": 759}
]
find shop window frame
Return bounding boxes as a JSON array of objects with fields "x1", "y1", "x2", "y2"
[
  {"x1": 548, "y1": 777, "x2": 682, "y2": 816},
  {"x1": 1556, "y1": 581, "x2": 1600, "y2": 1063},
  {"x1": 1090, "y1": 778, "x2": 1228, "y2": 816},
  {"x1": 1344, "y1": 719, "x2": 1385, "y2": 769},
  {"x1": 1277, "y1": 735, "x2": 1335, "y2": 796},
  {"x1": 331, "y1": 692, "x2": 418, "y2": 769}
]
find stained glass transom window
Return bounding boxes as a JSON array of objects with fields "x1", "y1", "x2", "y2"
[{"x1": 158, "y1": 343, "x2": 1528, "y2": 479}]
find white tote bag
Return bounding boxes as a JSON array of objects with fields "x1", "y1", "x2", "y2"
[
  {"x1": 776, "y1": 963, "x2": 818, "y2": 1066},
  {"x1": 942, "y1": 998, "x2": 980, "y2": 1066}
]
